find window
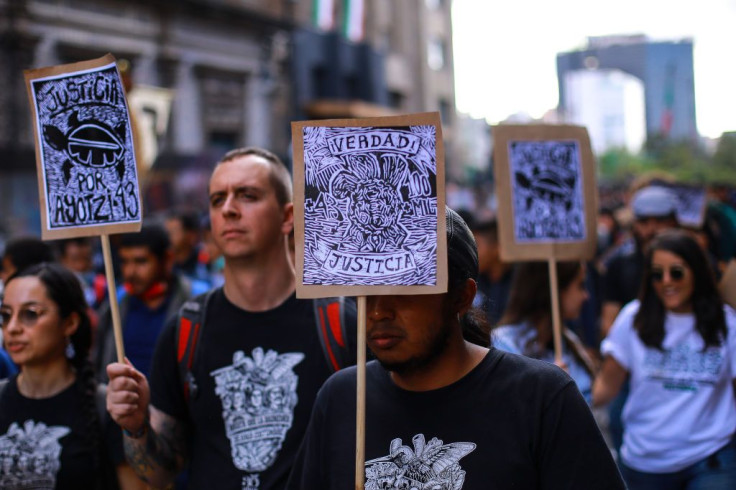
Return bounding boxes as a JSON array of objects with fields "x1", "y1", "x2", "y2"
[{"x1": 427, "y1": 37, "x2": 445, "y2": 71}]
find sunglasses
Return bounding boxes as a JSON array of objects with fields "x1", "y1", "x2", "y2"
[
  {"x1": 0, "y1": 307, "x2": 49, "y2": 328},
  {"x1": 650, "y1": 265, "x2": 687, "y2": 282}
]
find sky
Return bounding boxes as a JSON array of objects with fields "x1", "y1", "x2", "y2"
[{"x1": 452, "y1": 0, "x2": 736, "y2": 139}]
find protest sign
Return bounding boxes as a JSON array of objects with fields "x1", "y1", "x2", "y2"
[
  {"x1": 493, "y1": 124, "x2": 597, "y2": 262},
  {"x1": 292, "y1": 112, "x2": 446, "y2": 298},
  {"x1": 25, "y1": 53, "x2": 141, "y2": 240},
  {"x1": 292, "y1": 112, "x2": 446, "y2": 489},
  {"x1": 493, "y1": 124, "x2": 597, "y2": 363},
  {"x1": 667, "y1": 183, "x2": 707, "y2": 229},
  {"x1": 25, "y1": 54, "x2": 141, "y2": 363}
]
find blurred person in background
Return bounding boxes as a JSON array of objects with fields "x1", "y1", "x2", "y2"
[
  {"x1": 0, "y1": 237, "x2": 55, "y2": 295},
  {"x1": 94, "y1": 224, "x2": 208, "y2": 379},
  {"x1": 493, "y1": 261, "x2": 597, "y2": 402},
  {"x1": 599, "y1": 184, "x2": 680, "y2": 457},
  {"x1": 0, "y1": 263, "x2": 144, "y2": 489},
  {"x1": 594, "y1": 230, "x2": 736, "y2": 489},
  {"x1": 56, "y1": 237, "x2": 107, "y2": 309},
  {"x1": 601, "y1": 185, "x2": 680, "y2": 336},
  {"x1": 165, "y1": 210, "x2": 212, "y2": 286},
  {"x1": 469, "y1": 216, "x2": 515, "y2": 326}
]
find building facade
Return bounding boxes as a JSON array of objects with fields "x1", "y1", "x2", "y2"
[
  {"x1": 0, "y1": 0, "x2": 458, "y2": 236},
  {"x1": 557, "y1": 35, "x2": 697, "y2": 145}
]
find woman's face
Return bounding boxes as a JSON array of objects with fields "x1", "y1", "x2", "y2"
[
  {"x1": 560, "y1": 266, "x2": 589, "y2": 321},
  {"x1": 651, "y1": 250, "x2": 694, "y2": 313},
  {"x1": 0, "y1": 276, "x2": 75, "y2": 368}
]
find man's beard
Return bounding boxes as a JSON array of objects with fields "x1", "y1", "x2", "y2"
[{"x1": 376, "y1": 319, "x2": 453, "y2": 376}]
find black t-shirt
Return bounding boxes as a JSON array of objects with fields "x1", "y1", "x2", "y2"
[
  {"x1": 0, "y1": 376, "x2": 123, "y2": 489},
  {"x1": 150, "y1": 289, "x2": 346, "y2": 490},
  {"x1": 287, "y1": 348, "x2": 626, "y2": 489}
]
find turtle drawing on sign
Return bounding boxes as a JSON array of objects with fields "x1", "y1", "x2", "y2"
[
  {"x1": 302, "y1": 125, "x2": 439, "y2": 287},
  {"x1": 509, "y1": 141, "x2": 586, "y2": 242},
  {"x1": 43, "y1": 110, "x2": 128, "y2": 184},
  {"x1": 29, "y1": 62, "x2": 141, "y2": 229}
]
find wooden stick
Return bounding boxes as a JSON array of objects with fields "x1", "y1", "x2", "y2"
[
  {"x1": 355, "y1": 295, "x2": 367, "y2": 490},
  {"x1": 548, "y1": 258, "x2": 563, "y2": 364},
  {"x1": 101, "y1": 235, "x2": 125, "y2": 363}
]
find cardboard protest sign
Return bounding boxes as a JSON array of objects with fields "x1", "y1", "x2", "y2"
[
  {"x1": 25, "y1": 54, "x2": 142, "y2": 239},
  {"x1": 492, "y1": 124, "x2": 598, "y2": 261},
  {"x1": 667, "y1": 183, "x2": 707, "y2": 229},
  {"x1": 292, "y1": 112, "x2": 447, "y2": 298}
]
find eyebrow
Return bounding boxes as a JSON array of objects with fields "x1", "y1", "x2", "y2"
[
  {"x1": 209, "y1": 185, "x2": 264, "y2": 200},
  {"x1": 0, "y1": 301, "x2": 43, "y2": 310}
]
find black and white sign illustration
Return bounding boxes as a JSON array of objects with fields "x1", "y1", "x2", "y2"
[
  {"x1": 211, "y1": 347, "x2": 304, "y2": 482},
  {"x1": 30, "y1": 62, "x2": 141, "y2": 230},
  {"x1": 365, "y1": 434, "x2": 476, "y2": 490},
  {"x1": 669, "y1": 185, "x2": 707, "y2": 228},
  {"x1": 0, "y1": 420, "x2": 70, "y2": 489},
  {"x1": 302, "y1": 125, "x2": 439, "y2": 286},
  {"x1": 508, "y1": 140, "x2": 586, "y2": 242}
]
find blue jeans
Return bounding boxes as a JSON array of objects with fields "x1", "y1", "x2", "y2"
[{"x1": 620, "y1": 438, "x2": 736, "y2": 490}]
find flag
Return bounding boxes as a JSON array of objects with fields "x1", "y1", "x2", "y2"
[{"x1": 343, "y1": 0, "x2": 365, "y2": 42}]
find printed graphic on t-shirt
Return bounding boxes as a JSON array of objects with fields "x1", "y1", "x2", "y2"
[
  {"x1": 211, "y1": 347, "x2": 304, "y2": 482},
  {"x1": 643, "y1": 344, "x2": 723, "y2": 391},
  {"x1": 0, "y1": 420, "x2": 70, "y2": 489},
  {"x1": 365, "y1": 434, "x2": 476, "y2": 490}
]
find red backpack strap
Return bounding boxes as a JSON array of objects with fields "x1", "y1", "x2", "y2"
[
  {"x1": 176, "y1": 289, "x2": 214, "y2": 403},
  {"x1": 313, "y1": 296, "x2": 357, "y2": 373}
]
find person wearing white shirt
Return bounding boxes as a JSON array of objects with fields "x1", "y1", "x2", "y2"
[{"x1": 594, "y1": 229, "x2": 736, "y2": 489}]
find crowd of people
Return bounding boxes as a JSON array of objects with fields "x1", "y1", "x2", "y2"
[{"x1": 0, "y1": 146, "x2": 735, "y2": 489}]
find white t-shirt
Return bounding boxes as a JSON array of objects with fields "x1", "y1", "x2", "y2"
[{"x1": 601, "y1": 300, "x2": 736, "y2": 473}]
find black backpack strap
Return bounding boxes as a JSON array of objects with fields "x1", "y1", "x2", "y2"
[
  {"x1": 176, "y1": 289, "x2": 215, "y2": 403},
  {"x1": 313, "y1": 296, "x2": 357, "y2": 372}
]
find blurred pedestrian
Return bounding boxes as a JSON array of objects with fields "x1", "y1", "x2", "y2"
[
  {"x1": 56, "y1": 237, "x2": 106, "y2": 309},
  {"x1": 594, "y1": 229, "x2": 736, "y2": 489},
  {"x1": 94, "y1": 224, "x2": 208, "y2": 379},
  {"x1": 599, "y1": 185, "x2": 681, "y2": 456},
  {"x1": 165, "y1": 211, "x2": 212, "y2": 286},
  {"x1": 600, "y1": 185, "x2": 680, "y2": 335},
  {"x1": 0, "y1": 237, "x2": 55, "y2": 292},
  {"x1": 493, "y1": 261, "x2": 597, "y2": 402},
  {"x1": 469, "y1": 216, "x2": 514, "y2": 326},
  {"x1": 0, "y1": 263, "x2": 143, "y2": 489}
]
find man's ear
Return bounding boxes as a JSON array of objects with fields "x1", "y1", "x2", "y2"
[
  {"x1": 456, "y1": 278, "x2": 477, "y2": 316},
  {"x1": 282, "y1": 203, "x2": 294, "y2": 235}
]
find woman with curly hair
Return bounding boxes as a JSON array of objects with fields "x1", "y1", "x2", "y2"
[
  {"x1": 594, "y1": 229, "x2": 736, "y2": 489},
  {"x1": 0, "y1": 262, "x2": 144, "y2": 489}
]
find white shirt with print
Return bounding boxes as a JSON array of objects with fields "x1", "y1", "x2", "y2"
[{"x1": 601, "y1": 300, "x2": 736, "y2": 473}]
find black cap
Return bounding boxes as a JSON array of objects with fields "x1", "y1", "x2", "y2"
[{"x1": 446, "y1": 206, "x2": 479, "y2": 281}]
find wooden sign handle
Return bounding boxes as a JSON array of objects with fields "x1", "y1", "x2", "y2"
[
  {"x1": 355, "y1": 295, "x2": 367, "y2": 490},
  {"x1": 101, "y1": 235, "x2": 125, "y2": 363},
  {"x1": 548, "y1": 258, "x2": 563, "y2": 364}
]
